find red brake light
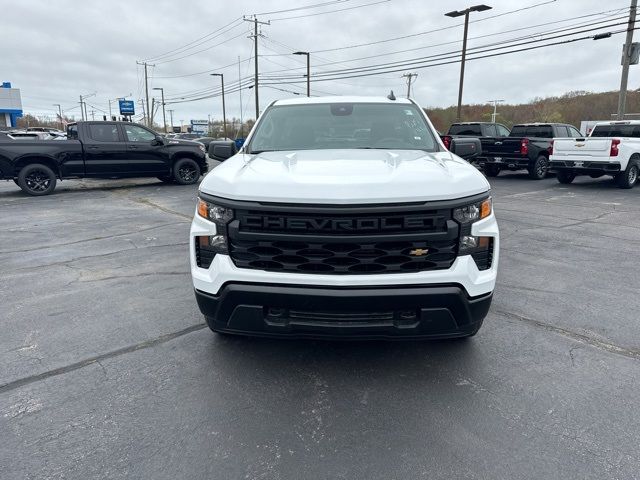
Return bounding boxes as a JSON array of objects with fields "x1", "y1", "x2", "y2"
[
  {"x1": 520, "y1": 138, "x2": 529, "y2": 155},
  {"x1": 442, "y1": 135, "x2": 452, "y2": 150},
  {"x1": 610, "y1": 138, "x2": 620, "y2": 157},
  {"x1": 548, "y1": 140, "x2": 554, "y2": 155}
]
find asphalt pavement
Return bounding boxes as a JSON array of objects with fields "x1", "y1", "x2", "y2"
[{"x1": 1, "y1": 170, "x2": 639, "y2": 479}]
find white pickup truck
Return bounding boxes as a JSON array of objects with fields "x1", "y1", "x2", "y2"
[
  {"x1": 550, "y1": 121, "x2": 640, "y2": 188},
  {"x1": 190, "y1": 96, "x2": 499, "y2": 340}
]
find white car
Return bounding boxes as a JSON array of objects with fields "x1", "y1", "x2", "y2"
[
  {"x1": 550, "y1": 120, "x2": 640, "y2": 188},
  {"x1": 190, "y1": 96, "x2": 499, "y2": 339}
]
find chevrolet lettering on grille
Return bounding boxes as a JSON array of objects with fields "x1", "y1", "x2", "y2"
[{"x1": 242, "y1": 215, "x2": 435, "y2": 232}]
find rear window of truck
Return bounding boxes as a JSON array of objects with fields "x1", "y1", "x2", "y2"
[
  {"x1": 448, "y1": 124, "x2": 482, "y2": 136},
  {"x1": 509, "y1": 125, "x2": 554, "y2": 137},
  {"x1": 591, "y1": 124, "x2": 640, "y2": 137}
]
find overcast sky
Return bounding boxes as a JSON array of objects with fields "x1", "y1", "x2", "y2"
[{"x1": 3, "y1": 0, "x2": 637, "y2": 126}]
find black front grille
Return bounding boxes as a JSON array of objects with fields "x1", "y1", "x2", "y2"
[
  {"x1": 230, "y1": 238, "x2": 457, "y2": 274},
  {"x1": 227, "y1": 205, "x2": 459, "y2": 275}
]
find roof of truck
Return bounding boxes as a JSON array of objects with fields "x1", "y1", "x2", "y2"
[{"x1": 272, "y1": 96, "x2": 413, "y2": 106}]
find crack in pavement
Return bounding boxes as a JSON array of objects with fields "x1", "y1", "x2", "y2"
[
  {"x1": 0, "y1": 323, "x2": 207, "y2": 395},
  {"x1": 114, "y1": 193, "x2": 194, "y2": 221},
  {"x1": 494, "y1": 309, "x2": 640, "y2": 361},
  {"x1": 0, "y1": 222, "x2": 186, "y2": 255}
]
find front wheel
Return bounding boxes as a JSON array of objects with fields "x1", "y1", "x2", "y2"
[
  {"x1": 484, "y1": 165, "x2": 500, "y2": 177},
  {"x1": 528, "y1": 155, "x2": 548, "y2": 180},
  {"x1": 556, "y1": 171, "x2": 576, "y2": 184},
  {"x1": 172, "y1": 158, "x2": 201, "y2": 185},
  {"x1": 17, "y1": 163, "x2": 57, "y2": 196},
  {"x1": 615, "y1": 161, "x2": 638, "y2": 189}
]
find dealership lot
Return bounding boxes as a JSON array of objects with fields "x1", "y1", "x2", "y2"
[{"x1": 1, "y1": 172, "x2": 639, "y2": 479}]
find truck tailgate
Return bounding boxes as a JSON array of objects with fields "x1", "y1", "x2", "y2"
[
  {"x1": 481, "y1": 137, "x2": 522, "y2": 156},
  {"x1": 552, "y1": 138, "x2": 611, "y2": 157}
]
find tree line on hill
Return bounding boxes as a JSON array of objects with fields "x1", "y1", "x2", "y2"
[{"x1": 425, "y1": 90, "x2": 640, "y2": 132}]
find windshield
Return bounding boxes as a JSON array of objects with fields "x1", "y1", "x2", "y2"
[{"x1": 247, "y1": 103, "x2": 438, "y2": 153}]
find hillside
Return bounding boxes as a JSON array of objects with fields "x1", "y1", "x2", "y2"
[{"x1": 425, "y1": 90, "x2": 640, "y2": 132}]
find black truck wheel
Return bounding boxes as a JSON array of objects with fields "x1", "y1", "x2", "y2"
[
  {"x1": 172, "y1": 158, "x2": 201, "y2": 185},
  {"x1": 17, "y1": 163, "x2": 57, "y2": 196},
  {"x1": 528, "y1": 155, "x2": 548, "y2": 180},
  {"x1": 484, "y1": 165, "x2": 500, "y2": 177},
  {"x1": 616, "y1": 160, "x2": 639, "y2": 189},
  {"x1": 556, "y1": 171, "x2": 576, "y2": 184}
]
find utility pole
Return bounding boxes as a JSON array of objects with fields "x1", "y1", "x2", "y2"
[
  {"x1": 244, "y1": 16, "x2": 270, "y2": 119},
  {"x1": 168, "y1": 109, "x2": 175, "y2": 132},
  {"x1": 402, "y1": 73, "x2": 418, "y2": 98},
  {"x1": 618, "y1": 0, "x2": 638, "y2": 120},
  {"x1": 211, "y1": 73, "x2": 227, "y2": 138},
  {"x1": 238, "y1": 56, "x2": 244, "y2": 138},
  {"x1": 79, "y1": 92, "x2": 96, "y2": 122},
  {"x1": 151, "y1": 98, "x2": 156, "y2": 127},
  {"x1": 136, "y1": 61, "x2": 154, "y2": 126},
  {"x1": 487, "y1": 99, "x2": 504, "y2": 122},
  {"x1": 445, "y1": 4, "x2": 492, "y2": 122},
  {"x1": 138, "y1": 99, "x2": 146, "y2": 125},
  {"x1": 293, "y1": 51, "x2": 311, "y2": 96},
  {"x1": 53, "y1": 104, "x2": 63, "y2": 130},
  {"x1": 79, "y1": 96, "x2": 84, "y2": 121},
  {"x1": 90, "y1": 110, "x2": 95, "y2": 121}
]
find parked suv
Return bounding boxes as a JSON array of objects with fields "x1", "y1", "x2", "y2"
[{"x1": 190, "y1": 97, "x2": 499, "y2": 340}]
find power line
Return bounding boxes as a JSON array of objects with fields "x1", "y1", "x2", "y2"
[
  {"x1": 253, "y1": 0, "x2": 353, "y2": 16},
  {"x1": 142, "y1": 17, "x2": 243, "y2": 62},
  {"x1": 153, "y1": 28, "x2": 249, "y2": 65},
  {"x1": 268, "y1": 0, "x2": 389, "y2": 21},
  {"x1": 260, "y1": 20, "x2": 629, "y2": 81}
]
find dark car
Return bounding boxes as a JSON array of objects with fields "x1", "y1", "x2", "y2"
[
  {"x1": 477, "y1": 123, "x2": 582, "y2": 179},
  {"x1": 441, "y1": 122, "x2": 510, "y2": 150},
  {"x1": 0, "y1": 121, "x2": 207, "y2": 195}
]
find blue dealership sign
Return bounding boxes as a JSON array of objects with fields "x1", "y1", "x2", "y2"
[{"x1": 119, "y1": 100, "x2": 135, "y2": 116}]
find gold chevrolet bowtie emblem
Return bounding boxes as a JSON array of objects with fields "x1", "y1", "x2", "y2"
[{"x1": 409, "y1": 248, "x2": 429, "y2": 256}]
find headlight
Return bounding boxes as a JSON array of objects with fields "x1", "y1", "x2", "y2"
[
  {"x1": 194, "y1": 198, "x2": 234, "y2": 265},
  {"x1": 453, "y1": 197, "x2": 492, "y2": 224},
  {"x1": 198, "y1": 144, "x2": 205, "y2": 152},
  {"x1": 454, "y1": 197, "x2": 494, "y2": 269},
  {"x1": 197, "y1": 198, "x2": 234, "y2": 224}
]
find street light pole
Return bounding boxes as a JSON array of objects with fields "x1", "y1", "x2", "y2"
[
  {"x1": 487, "y1": 99, "x2": 504, "y2": 122},
  {"x1": 293, "y1": 51, "x2": 310, "y2": 97},
  {"x1": 211, "y1": 73, "x2": 227, "y2": 138},
  {"x1": 53, "y1": 104, "x2": 63, "y2": 130},
  {"x1": 168, "y1": 109, "x2": 175, "y2": 132},
  {"x1": 445, "y1": 4, "x2": 492, "y2": 122},
  {"x1": 153, "y1": 87, "x2": 167, "y2": 133}
]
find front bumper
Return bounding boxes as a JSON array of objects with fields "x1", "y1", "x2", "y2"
[{"x1": 196, "y1": 283, "x2": 492, "y2": 339}]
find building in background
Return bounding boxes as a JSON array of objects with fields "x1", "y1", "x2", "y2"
[{"x1": 0, "y1": 82, "x2": 23, "y2": 128}]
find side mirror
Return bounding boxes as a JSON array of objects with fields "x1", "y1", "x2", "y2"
[
  {"x1": 450, "y1": 137, "x2": 481, "y2": 160},
  {"x1": 152, "y1": 135, "x2": 164, "y2": 146},
  {"x1": 208, "y1": 140, "x2": 238, "y2": 161}
]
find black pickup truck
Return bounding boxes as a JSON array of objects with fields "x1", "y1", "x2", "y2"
[
  {"x1": 476, "y1": 123, "x2": 582, "y2": 179},
  {"x1": 0, "y1": 121, "x2": 207, "y2": 195},
  {"x1": 440, "y1": 122, "x2": 510, "y2": 150}
]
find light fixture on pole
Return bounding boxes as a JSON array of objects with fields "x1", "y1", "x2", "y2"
[
  {"x1": 445, "y1": 4, "x2": 492, "y2": 122},
  {"x1": 153, "y1": 87, "x2": 167, "y2": 133},
  {"x1": 293, "y1": 51, "x2": 310, "y2": 97},
  {"x1": 210, "y1": 73, "x2": 227, "y2": 139}
]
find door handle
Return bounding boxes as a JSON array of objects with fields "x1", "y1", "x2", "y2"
[
  {"x1": 87, "y1": 146, "x2": 100, "y2": 150},
  {"x1": 129, "y1": 146, "x2": 139, "y2": 149}
]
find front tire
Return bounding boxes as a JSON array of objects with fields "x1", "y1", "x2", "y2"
[
  {"x1": 17, "y1": 164, "x2": 57, "y2": 196},
  {"x1": 172, "y1": 158, "x2": 201, "y2": 185},
  {"x1": 528, "y1": 155, "x2": 548, "y2": 180},
  {"x1": 615, "y1": 160, "x2": 639, "y2": 189},
  {"x1": 556, "y1": 171, "x2": 576, "y2": 184},
  {"x1": 484, "y1": 165, "x2": 500, "y2": 177}
]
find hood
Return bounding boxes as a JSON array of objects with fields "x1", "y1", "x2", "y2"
[{"x1": 199, "y1": 149, "x2": 489, "y2": 204}]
